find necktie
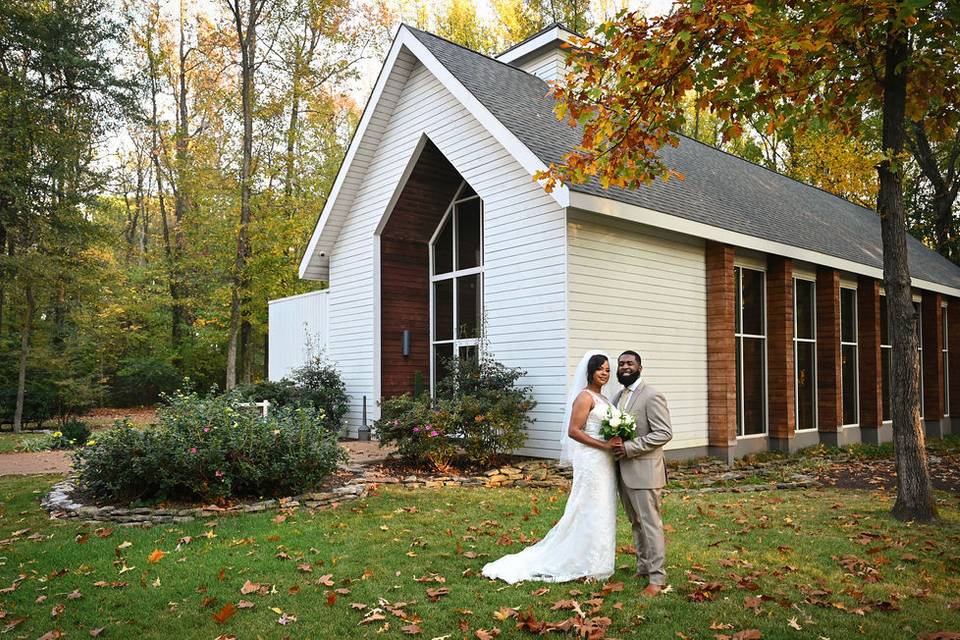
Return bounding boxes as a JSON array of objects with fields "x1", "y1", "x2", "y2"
[{"x1": 619, "y1": 388, "x2": 631, "y2": 410}]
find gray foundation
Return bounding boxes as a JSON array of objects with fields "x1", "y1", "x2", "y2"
[
  {"x1": 860, "y1": 422, "x2": 893, "y2": 444},
  {"x1": 769, "y1": 429, "x2": 821, "y2": 454},
  {"x1": 924, "y1": 417, "x2": 951, "y2": 439},
  {"x1": 819, "y1": 426, "x2": 861, "y2": 447}
]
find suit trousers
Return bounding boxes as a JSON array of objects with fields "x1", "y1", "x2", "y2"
[{"x1": 617, "y1": 474, "x2": 667, "y2": 585}]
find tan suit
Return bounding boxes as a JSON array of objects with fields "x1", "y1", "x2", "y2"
[{"x1": 611, "y1": 381, "x2": 673, "y2": 585}]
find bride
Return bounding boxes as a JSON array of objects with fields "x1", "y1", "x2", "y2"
[{"x1": 481, "y1": 351, "x2": 619, "y2": 583}]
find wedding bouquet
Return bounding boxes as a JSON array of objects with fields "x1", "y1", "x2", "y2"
[{"x1": 598, "y1": 406, "x2": 637, "y2": 441}]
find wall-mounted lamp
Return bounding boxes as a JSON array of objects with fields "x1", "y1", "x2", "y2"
[{"x1": 402, "y1": 329, "x2": 411, "y2": 358}]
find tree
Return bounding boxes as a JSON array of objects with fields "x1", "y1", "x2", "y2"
[{"x1": 542, "y1": 0, "x2": 960, "y2": 521}]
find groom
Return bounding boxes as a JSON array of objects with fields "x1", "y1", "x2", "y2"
[{"x1": 609, "y1": 350, "x2": 673, "y2": 596}]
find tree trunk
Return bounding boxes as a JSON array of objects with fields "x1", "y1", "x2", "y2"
[
  {"x1": 241, "y1": 319, "x2": 253, "y2": 384},
  {"x1": 878, "y1": 19, "x2": 936, "y2": 522},
  {"x1": 225, "y1": 0, "x2": 258, "y2": 390},
  {"x1": 171, "y1": 0, "x2": 190, "y2": 359},
  {"x1": 13, "y1": 284, "x2": 34, "y2": 434},
  {"x1": 0, "y1": 223, "x2": 5, "y2": 335}
]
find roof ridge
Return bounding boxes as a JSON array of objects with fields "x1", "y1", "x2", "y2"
[
  {"x1": 402, "y1": 24, "x2": 558, "y2": 84},
  {"x1": 496, "y1": 22, "x2": 585, "y2": 57}
]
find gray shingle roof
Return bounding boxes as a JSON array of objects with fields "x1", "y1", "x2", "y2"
[{"x1": 406, "y1": 25, "x2": 960, "y2": 290}]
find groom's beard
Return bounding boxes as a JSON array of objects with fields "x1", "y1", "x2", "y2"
[{"x1": 617, "y1": 370, "x2": 640, "y2": 387}]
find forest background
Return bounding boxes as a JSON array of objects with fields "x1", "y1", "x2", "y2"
[{"x1": 1, "y1": 0, "x2": 957, "y2": 426}]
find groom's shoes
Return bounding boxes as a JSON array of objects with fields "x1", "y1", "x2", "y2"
[
  {"x1": 634, "y1": 571, "x2": 648, "y2": 579},
  {"x1": 641, "y1": 584, "x2": 665, "y2": 597}
]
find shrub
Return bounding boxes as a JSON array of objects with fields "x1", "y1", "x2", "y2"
[
  {"x1": 111, "y1": 355, "x2": 181, "y2": 407},
  {"x1": 60, "y1": 418, "x2": 92, "y2": 445},
  {"x1": 231, "y1": 356, "x2": 349, "y2": 434},
  {"x1": 73, "y1": 390, "x2": 347, "y2": 504},
  {"x1": 375, "y1": 354, "x2": 535, "y2": 469}
]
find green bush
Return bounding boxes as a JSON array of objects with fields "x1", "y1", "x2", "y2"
[
  {"x1": 231, "y1": 356, "x2": 349, "y2": 434},
  {"x1": 111, "y1": 355, "x2": 181, "y2": 407},
  {"x1": 375, "y1": 355, "x2": 535, "y2": 469},
  {"x1": 60, "y1": 418, "x2": 92, "y2": 445},
  {"x1": 73, "y1": 390, "x2": 347, "y2": 504}
]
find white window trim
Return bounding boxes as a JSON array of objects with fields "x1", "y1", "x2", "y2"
[
  {"x1": 793, "y1": 276, "x2": 818, "y2": 432},
  {"x1": 840, "y1": 286, "x2": 859, "y2": 427},
  {"x1": 880, "y1": 292, "x2": 893, "y2": 425},
  {"x1": 734, "y1": 265, "x2": 768, "y2": 439},
  {"x1": 915, "y1": 301, "x2": 925, "y2": 419},
  {"x1": 429, "y1": 182, "x2": 484, "y2": 393},
  {"x1": 943, "y1": 302, "x2": 950, "y2": 417}
]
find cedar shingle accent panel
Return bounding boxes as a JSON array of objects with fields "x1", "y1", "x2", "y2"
[
  {"x1": 858, "y1": 277, "x2": 882, "y2": 430},
  {"x1": 816, "y1": 268, "x2": 842, "y2": 431},
  {"x1": 380, "y1": 140, "x2": 463, "y2": 398},
  {"x1": 706, "y1": 241, "x2": 737, "y2": 448},
  {"x1": 921, "y1": 291, "x2": 944, "y2": 418},
  {"x1": 949, "y1": 298, "x2": 960, "y2": 416},
  {"x1": 766, "y1": 257, "x2": 794, "y2": 440}
]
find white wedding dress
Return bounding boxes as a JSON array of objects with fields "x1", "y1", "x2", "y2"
[{"x1": 481, "y1": 389, "x2": 617, "y2": 583}]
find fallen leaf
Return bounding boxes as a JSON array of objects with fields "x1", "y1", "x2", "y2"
[
  {"x1": 147, "y1": 549, "x2": 165, "y2": 564},
  {"x1": 400, "y1": 623, "x2": 422, "y2": 634},
  {"x1": 213, "y1": 602, "x2": 237, "y2": 624}
]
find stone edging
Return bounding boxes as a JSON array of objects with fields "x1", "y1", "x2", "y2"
[
  {"x1": 41, "y1": 460, "x2": 821, "y2": 527},
  {"x1": 41, "y1": 479, "x2": 368, "y2": 527}
]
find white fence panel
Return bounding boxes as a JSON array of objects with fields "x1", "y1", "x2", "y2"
[{"x1": 268, "y1": 290, "x2": 329, "y2": 381}]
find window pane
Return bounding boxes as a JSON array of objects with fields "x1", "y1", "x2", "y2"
[
  {"x1": 944, "y1": 353, "x2": 949, "y2": 416},
  {"x1": 433, "y1": 280, "x2": 453, "y2": 341},
  {"x1": 458, "y1": 182, "x2": 477, "y2": 200},
  {"x1": 741, "y1": 268, "x2": 764, "y2": 336},
  {"x1": 943, "y1": 308, "x2": 949, "y2": 345},
  {"x1": 841, "y1": 289, "x2": 857, "y2": 343},
  {"x1": 433, "y1": 216, "x2": 453, "y2": 275},
  {"x1": 736, "y1": 336, "x2": 742, "y2": 434},
  {"x1": 456, "y1": 274, "x2": 480, "y2": 339},
  {"x1": 434, "y1": 343, "x2": 454, "y2": 387},
  {"x1": 880, "y1": 296, "x2": 889, "y2": 346},
  {"x1": 842, "y1": 344, "x2": 858, "y2": 424},
  {"x1": 881, "y1": 348, "x2": 891, "y2": 421},
  {"x1": 458, "y1": 344, "x2": 478, "y2": 365},
  {"x1": 796, "y1": 341, "x2": 816, "y2": 430},
  {"x1": 914, "y1": 301, "x2": 922, "y2": 344},
  {"x1": 795, "y1": 279, "x2": 814, "y2": 340},
  {"x1": 741, "y1": 337, "x2": 766, "y2": 435},
  {"x1": 456, "y1": 199, "x2": 482, "y2": 270},
  {"x1": 735, "y1": 268, "x2": 741, "y2": 334}
]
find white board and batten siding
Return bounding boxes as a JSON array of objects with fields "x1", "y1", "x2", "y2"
[
  {"x1": 515, "y1": 48, "x2": 565, "y2": 83},
  {"x1": 566, "y1": 210, "x2": 710, "y2": 452},
  {"x1": 268, "y1": 290, "x2": 329, "y2": 381},
  {"x1": 324, "y1": 57, "x2": 568, "y2": 445}
]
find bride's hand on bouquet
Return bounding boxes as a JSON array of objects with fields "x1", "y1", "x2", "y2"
[{"x1": 607, "y1": 436, "x2": 626, "y2": 458}]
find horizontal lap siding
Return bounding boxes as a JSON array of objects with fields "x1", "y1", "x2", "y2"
[
  {"x1": 567, "y1": 210, "x2": 709, "y2": 450},
  {"x1": 268, "y1": 292, "x2": 328, "y2": 381},
  {"x1": 327, "y1": 59, "x2": 567, "y2": 447}
]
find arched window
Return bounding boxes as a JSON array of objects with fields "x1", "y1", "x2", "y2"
[{"x1": 430, "y1": 182, "x2": 483, "y2": 390}]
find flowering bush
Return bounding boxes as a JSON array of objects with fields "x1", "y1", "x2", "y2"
[
  {"x1": 17, "y1": 419, "x2": 92, "y2": 452},
  {"x1": 375, "y1": 355, "x2": 535, "y2": 469},
  {"x1": 73, "y1": 390, "x2": 346, "y2": 504},
  {"x1": 231, "y1": 356, "x2": 349, "y2": 434}
]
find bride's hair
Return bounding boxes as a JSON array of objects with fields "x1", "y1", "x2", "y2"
[{"x1": 586, "y1": 354, "x2": 608, "y2": 385}]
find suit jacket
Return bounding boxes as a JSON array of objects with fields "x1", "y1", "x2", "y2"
[{"x1": 611, "y1": 382, "x2": 673, "y2": 489}]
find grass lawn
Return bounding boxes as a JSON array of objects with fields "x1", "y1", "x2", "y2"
[
  {"x1": 0, "y1": 477, "x2": 958, "y2": 640},
  {"x1": 0, "y1": 433, "x2": 46, "y2": 454}
]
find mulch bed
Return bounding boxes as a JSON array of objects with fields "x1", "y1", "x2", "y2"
[{"x1": 813, "y1": 453, "x2": 960, "y2": 493}]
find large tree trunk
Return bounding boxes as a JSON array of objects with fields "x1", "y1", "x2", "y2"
[
  {"x1": 13, "y1": 284, "x2": 34, "y2": 434},
  {"x1": 170, "y1": 0, "x2": 190, "y2": 360},
  {"x1": 879, "y1": 20, "x2": 936, "y2": 522},
  {"x1": 225, "y1": 0, "x2": 258, "y2": 390}
]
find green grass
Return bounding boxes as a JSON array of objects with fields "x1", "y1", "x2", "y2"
[
  {"x1": 0, "y1": 477, "x2": 958, "y2": 639},
  {"x1": 0, "y1": 433, "x2": 46, "y2": 454}
]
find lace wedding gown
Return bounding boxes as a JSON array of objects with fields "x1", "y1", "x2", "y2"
[{"x1": 481, "y1": 390, "x2": 617, "y2": 583}]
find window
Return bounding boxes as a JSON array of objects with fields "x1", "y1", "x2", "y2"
[
  {"x1": 840, "y1": 288, "x2": 858, "y2": 426},
  {"x1": 915, "y1": 300, "x2": 924, "y2": 418},
  {"x1": 880, "y1": 295, "x2": 891, "y2": 422},
  {"x1": 430, "y1": 183, "x2": 482, "y2": 390},
  {"x1": 943, "y1": 305, "x2": 950, "y2": 417},
  {"x1": 794, "y1": 279, "x2": 817, "y2": 431},
  {"x1": 735, "y1": 266, "x2": 766, "y2": 436}
]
